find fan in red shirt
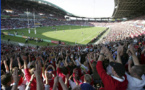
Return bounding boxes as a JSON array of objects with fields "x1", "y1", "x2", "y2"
[
  {"x1": 23, "y1": 55, "x2": 42, "y2": 90},
  {"x1": 96, "y1": 46, "x2": 128, "y2": 90},
  {"x1": 44, "y1": 64, "x2": 56, "y2": 90},
  {"x1": 72, "y1": 68, "x2": 83, "y2": 85},
  {"x1": 56, "y1": 61, "x2": 70, "y2": 90}
]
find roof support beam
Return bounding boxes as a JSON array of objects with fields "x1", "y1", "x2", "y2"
[{"x1": 118, "y1": 10, "x2": 134, "y2": 11}]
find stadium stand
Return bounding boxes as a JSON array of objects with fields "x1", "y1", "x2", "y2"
[
  {"x1": 1, "y1": 0, "x2": 145, "y2": 90},
  {"x1": 102, "y1": 16, "x2": 145, "y2": 43}
]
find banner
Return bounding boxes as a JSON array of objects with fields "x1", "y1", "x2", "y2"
[
  {"x1": 15, "y1": 35, "x2": 22, "y2": 38},
  {"x1": 22, "y1": 36, "x2": 28, "y2": 39},
  {"x1": 61, "y1": 42, "x2": 65, "y2": 45},
  {"x1": 51, "y1": 40, "x2": 59, "y2": 44},
  {"x1": 35, "y1": 23, "x2": 41, "y2": 25},
  {"x1": 43, "y1": 39, "x2": 51, "y2": 43},
  {"x1": 3, "y1": 32, "x2": 8, "y2": 35},
  {"x1": 8, "y1": 33, "x2": 14, "y2": 36},
  {"x1": 51, "y1": 40, "x2": 65, "y2": 45},
  {"x1": 18, "y1": 43, "x2": 25, "y2": 46}
]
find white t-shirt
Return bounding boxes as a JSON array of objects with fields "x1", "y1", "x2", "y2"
[
  {"x1": 125, "y1": 72, "x2": 145, "y2": 90},
  {"x1": 69, "y1": 80, "x2": 77, "y2": 89}
]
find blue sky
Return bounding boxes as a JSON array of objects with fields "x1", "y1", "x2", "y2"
[{"x1": 45, "y1": 0, "x2": 115, "y2": 18}]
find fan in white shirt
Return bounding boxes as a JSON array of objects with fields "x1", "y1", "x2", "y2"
[{"x1": 126, "y1": 45, "x2": 145, "y2": 90}]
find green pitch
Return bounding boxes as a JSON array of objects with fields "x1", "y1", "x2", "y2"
[{"x1": 1, "y1": 25, "x2": 107, "y2": 46}]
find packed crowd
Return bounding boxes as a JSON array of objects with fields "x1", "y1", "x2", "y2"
[
  {"x1": 1, "y1": 19, "x2": 29, "y2": 29},
  {"x1": 1, "y1": 2, "x2": 145, "y2": 89},
  {"x1": 101, "y1": 16, "x2": 145, "y2": 44},
  {"x1": 1, "y1": 31, "x2": 145, "y2": 90},
  {"x1": 1, "y1": 19, "x2": 94, "y2": 30},
  {"x1": 1, "y1": 19, "x2": 66, "y2": 30}
]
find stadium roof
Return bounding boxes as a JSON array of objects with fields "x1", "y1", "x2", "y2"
[
  {"x1": 112, "y1": 0, "x2": 145, "y2": 19},
  {"x1": 2, "y1": 0, "x2": 75, "y2": 18},
  {"x1": 26, "y1": 0, "x2": 75, "y2": 16},
  {"x1": 3, "y1": 0, "x2": 145, "y2": 19}
]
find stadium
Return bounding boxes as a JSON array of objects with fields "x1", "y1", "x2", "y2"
[{"x1": 1, "y1": 0, "x2": 145, "y2": 90}]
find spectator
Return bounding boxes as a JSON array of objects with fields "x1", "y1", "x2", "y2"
[
  {"x1": 96, "y1": 46, "x2": 128, "y2": 90},
  {"x1": 126, "y1": 45, "x2": 145, "y2": 90}
]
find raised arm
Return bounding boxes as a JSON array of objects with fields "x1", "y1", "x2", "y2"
[
  {"x1": 10, "y1": 57, "x2": 13, "y2": 71},
  {"x1": 97, "y1": 46, "x2": 116, "y2": 86},
  {"x1": 23, "y1": 55, "x2": 28, "y2": 69},
  {"x1": 34, "y1": 61, "x2": 44, "y2": 90},
  {"x1": 17, "y1": 57, "x2": 22, "y2": 69},
  {"x1": 116, "y1": 45, "x2": 123, "y2": 64},
  {"x1": 93, "y1": 53, "x2": 97, "y2": 61},
  {"x1": 59, "y1": 77, "x2": 68, "y2": 90},
  {"x1": 103, "y1": 47, "x2": 115, "y2": 62},
  {"x1": 12, "y1": 68, "x2": 21, "y2": 90},
  {"x1": 65, "y1": 74, "x2": 69, "y2": 85},
  {"x1": 128, "y1": 59, "x2": 133, "y2": 74},
  {"x1": 36, "y1": 56, "x2": 42, "y2": 67},
  {"x1": 62, "y1": 60, "x2": 67, "y2": 67},
  {"x1": 70, "y1": 55, "x2": 77, "y2": 65},
  {"x1": 42, "y1": 59, "x2": 48, "y2": 78},
  {"x1": 65, "y1": 55, "x2": 69, "y2": 67},
  {"x1": 88, "y1": 53, "x2": 94, "y2": 71},
  {"x1": 44, "y1": 71, "x2": 50, "y2": 90},
  {"x1": 53, "y1": 76, "x2": 59, "y2": 90},
  {"x1": 56, "y1": 61, "x2": 61, "y2": 69},
  {"x1": 98, "y1": 47, "x2": 105, "y2": 61},
  {"x1": 128, "y1": 45, "x2": 140, "y2": 65},
  {"x1": 3, "y1": 56, "x2": 9, "y2": 73}
]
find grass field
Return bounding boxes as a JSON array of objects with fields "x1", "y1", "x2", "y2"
[{"x1": 1, "y1": 25, "x2": 107, "y2": 46}]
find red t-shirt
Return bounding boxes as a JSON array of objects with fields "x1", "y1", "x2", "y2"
[
  {"x1": 140, "y1": 54, "x2": 145, "y2": 64},
  {"x1": 73, "y1": 68, "x2": 82, "y2": 77},
  {"x1": 48, "y1": 78, "x2": 54, "y2": 90},
  {"x1": 18, "y1": 76, "x2": 23, "y2": 86},
  {"x1": 73, "y1": 73, "x2": 83, "y2": 85},
  {"x1": 142, "y1": 41, "x2": 145, "y2": 45},
  {"x1": 57, "y1": 67, "x2": 70, "y2": 90},
  {"x1": 96, "y1": 61, "x2": 128, "y2": 90},
  {"x1": 24, "y1": 69, "x2": 36, "y2": 90},
  {"x1": 134, "y1": 45, "x2": 139, "y2": 49},
  {"x1": 48, "y1": 71, "x2": 56, "y2": 90}
]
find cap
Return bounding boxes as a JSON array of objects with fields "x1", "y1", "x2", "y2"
[{"x1": 110, "y1": 62, "x2": 125, "y2": 77}]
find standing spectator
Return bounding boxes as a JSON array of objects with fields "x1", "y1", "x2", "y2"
[
  {"x1": 126, "y1": 45, "x2": 145, "y2": 90},
  {"x1": 96, "y1": 46, "x2": 128, "y2": 90}
]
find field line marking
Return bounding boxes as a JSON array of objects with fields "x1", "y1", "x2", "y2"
[{"x1": 79, "y1": 31, "x2": 98, "y2": 43}]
